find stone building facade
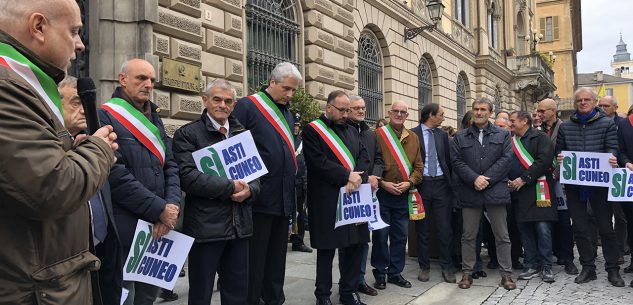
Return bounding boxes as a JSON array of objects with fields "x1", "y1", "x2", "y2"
[{"x1": 81, "y1": 0, "x2": 560, "y2": 132}]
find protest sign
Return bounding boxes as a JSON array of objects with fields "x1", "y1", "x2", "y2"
[
  {"x1": 335, "y1": 184, "x2": 374, "y2": 228},
  {"x1": 559, "y1": 151, "x2": 613, "y2": 187},
  {"x1": 609, "y1": 168, "x2": 633, "y2": 202},
  {"x1": 192, "y1": 130, "x2": 268, "y2": 183},
  {"x1": 368, "y1": 193, "x2": 389, "y2": 231},
  {"x1": 554, "y1": 182, "x2": 568, "y2": 210},
  {"x1": 123, "y1": 220, "x2": 194, "y2": 290}
]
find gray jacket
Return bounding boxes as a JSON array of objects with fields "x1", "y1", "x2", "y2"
[{"x1": 450, "y1": 123, "x2": 513, "y2": 207}]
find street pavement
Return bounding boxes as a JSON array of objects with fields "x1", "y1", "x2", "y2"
[{"x1": 156, "y1": 234, "x2": 633, "y2": 305}]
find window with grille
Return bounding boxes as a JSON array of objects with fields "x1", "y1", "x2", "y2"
[
  {"x1": 456, "y1": 75, "x2": 466, "y2": 124},
  {"x1": 358, "y1": 32, "x2": 383, "y2": 125},
  {"x1": 246, "y1": 0, "x2": 300, "y2": 94},
  {"x1": 418, "y1": 57, "x2": 432, "y2": 111}
]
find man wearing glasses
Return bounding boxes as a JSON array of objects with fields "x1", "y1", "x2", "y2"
[
  {"x1": 598, "y1": 96, "x2": 622, "y2": 125},
  {"x1": 537, "y1": 98, "x2": 580, "y2": 276},
  {"x1": 371, "y1": 101, "x2": 424, "y2": 290}
]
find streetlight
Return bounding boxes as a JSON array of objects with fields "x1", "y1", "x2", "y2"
[
  {"x1": 548, "y1": 51, "x2": 557, "y2": 63},
  {"x1": 404, "y1": 0, "x2": 445, "y2": 41},
  {"x1": 529, "y1": 28, "x2": 543, "y2": 52}
]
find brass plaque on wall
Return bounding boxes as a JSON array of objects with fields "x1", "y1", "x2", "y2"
[{"x1": 162, "y1": 58, "x2": 201, "y2": 93}]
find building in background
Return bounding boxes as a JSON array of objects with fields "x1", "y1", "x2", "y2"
[
  {"x1": 71, "y1": 0, "x2": 561, "y2": 131},
  {"x1": 577, "y1": 71, "x2": 633, "y2": 116},
  {"x1": 534, "y1": 0, "x2": 582, "y2": 115},
  {"x1": 611, "y1": 34, "x2": 633, "y2": 80}
]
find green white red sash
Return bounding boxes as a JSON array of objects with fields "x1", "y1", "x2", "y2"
[
  {"x1": 511, "y1": 136, "x2": 551, "y2": 207},
  {"x1": 629, "y1": 114, "x2": 633, "y2": 126},
  {"x1": 378, "y1": 125, "x2": 425, "y2": 220},
  {"x1": 101, "y1": 98, "x2": 166, "y2": 166},
  {"x1": 0, "y1": 42, "x2": 64, "y2": 126},
  {"x1": 308, "y1": 119, "x2": 355, "y2": 170}
]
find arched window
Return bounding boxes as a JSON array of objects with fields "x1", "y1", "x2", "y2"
[
  {"x1": 456, "y1": 75, "x2": 466, "y2": 124},
  {"x1": 494, "y1": 87, "x2": 501, "y2": 112},
  {"x1": 246, "y1": 0, "x2": 300, "y2": 93},
  {"x1": 488, "y1": 3, "x2": 498, "y2": 48},
  {"x1": 418, "y1": 57, "x2": 432, "y2": 110},
  {"x1": 358, "y1": 32, "x2": 383, "y2": 125}
]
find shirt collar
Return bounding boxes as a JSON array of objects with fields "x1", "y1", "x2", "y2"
[{"x1": 206, "y1": 113, "x2": 229, "y2": 134}]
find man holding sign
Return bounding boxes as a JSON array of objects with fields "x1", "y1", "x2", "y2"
[
  {"x1": 173, "y1": 79, "x2": 259, "y2": 305},
  {"x1": 555, "y1": 87, "x2": 623, "y2": 286},
  {"x1": 371, "y1": 101, "x2": 424, "y2": 290},
  {"x1": 303, "y1": 90, "x2": 370, "y2": 305}
]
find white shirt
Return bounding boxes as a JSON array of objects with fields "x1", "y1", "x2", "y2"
[{"x1": 206, "y1": 113, "x2": 230, "y2": 137}]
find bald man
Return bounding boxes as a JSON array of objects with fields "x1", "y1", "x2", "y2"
[
  {"x1": 0, "y1": 1, "x2": 118, "y2": 304},
  {"x1": 98, "y1": 59, "x2": 182, "y2": 305}
]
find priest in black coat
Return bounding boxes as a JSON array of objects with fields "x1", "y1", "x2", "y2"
[{"x1": 303, "y1": 90, "x2": 370, "y2": 305}]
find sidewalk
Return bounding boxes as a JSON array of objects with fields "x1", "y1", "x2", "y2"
[{"x1": 157, "y1": 235, "x2": 633, "y2": 305}]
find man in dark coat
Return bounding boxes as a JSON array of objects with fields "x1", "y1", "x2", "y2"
[
  {"x1": 617, "y1": 107, "x2": 633, "y2": 282},
  {"x1": 411, "y1": 103, "x2": 455, "y2": 283},
  {"x1": 339, "y1": 95, "x2": 384, "y2": 297},
  {"x1": 99, "y1": 59, "x2": 181, "y2": 305},
  {"x1": 289, "y1": 121, "x2": 312, "y2": 253},
  {"x1": 172, "y1": 79, "x2": 260, "y2": 305},
  {"x1": 507, "y1": 111, "x2": 556, "y2": 283},
  {"x1": 232, "y1": 62, "x2": 301, "y2": 305},
  {"x1": 303, "y1": 90, "x2": 370, "y2": 305},
  {"x1": 451, "y1": 97, "x2": 516, "y2": 290},
  {"x1": 555, "y1": 87, "x2": 624, "y2": 286}
]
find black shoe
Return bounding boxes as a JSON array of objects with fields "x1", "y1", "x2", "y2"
[
  {"x1": 442, "y1": 269, "x2": 456, "y2": 283},
  {"x1": 316, "y1": 298, "x2": 333, "y2": 305},
  {"x1": 292, "y1": 244, "x2": 313, "y2": 253},
  {"x1": 340, "y1": 292, "x2": 367, "y2": 305},
  {"x1": 607, "y1": 270, "x2": 625, "y2": 287},
  {"x1": 373, "y1": 276, "x2": 386, "y2": 290},
  {"x1": 512, "y1": 261, "x2": 524, "y2": 270},
  {"x1": 387, "y1": 275, "x2": 412, "y2": 288},
  {"x1": 159, "y1": 289, "x2": 179, "y2": 301},
  {"x1": 574, "y1": 268, "x2": 597, "y2": 284},
  {"x1": 179, "y1": 268, "x2": 186, "y2": 277},
  {"x1": 564, "y1": 261, "x2": 579, "y2": 275},
  {"x1": 357, "y1": 283, "x2": 377, "y2": 296},
  {"x1": 471, "y1": 270, "x2": 487, "y2": 279},
  {"x1": 487, "y1": 261, "x2": 499, "y2": 269},
  {"x1": 541, "y1": 266, "x2": 555, "y2": 283}
]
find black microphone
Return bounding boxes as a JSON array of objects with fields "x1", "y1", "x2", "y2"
[{"x1": 77, "y1": 77, "x2": 100, "y2": 134}]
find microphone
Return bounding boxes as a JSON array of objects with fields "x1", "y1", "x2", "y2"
[{"x1": 77, "y1": 77, "x2": 100, "y2": 134}]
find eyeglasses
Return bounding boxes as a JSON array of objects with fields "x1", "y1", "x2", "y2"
[
  {"x1": 536, "y1": 108, "x2": 552, "y2": 113},
  {"x1": 598, "y1": 104, "x2": 612, "y2": 108},
  {"x1": 390, "y1": 110, "x2": 408, "y2": 116},
  {"x1": 329, "y1": 104, "x2": 351, "y2": 113},
  {"x1": 351, "y1": 106, "x2": 366, "y2": 111},
  {"x1": 575, "y1": 98, "x2": 594, "y2": 104}
]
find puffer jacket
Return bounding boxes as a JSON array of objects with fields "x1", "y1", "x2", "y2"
[
  {"x1": 98, "y1": 88, "x2": 181, "y2": 251},
  {"x1": 172, "y1": 111, "x2": 260, "y2": 242},
  {"x1": 0, "y1": 30, "x2": 114, "y2": 305},
  {"x1": 555, "y1": 108, "x2": 618, "y2": 155},
  {"x1": 451, "y1": 123, "x2": 513, "y2": 207}
]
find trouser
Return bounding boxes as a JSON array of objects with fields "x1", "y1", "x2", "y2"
[
  {"x1": 248, "y1": 213, "x2": 288, "y2": 305},
  {"x1": 188, "y1": 238, "x2": 248, "y2": 305},
  {"x1": 565, "y1": 186, "x2": 620, "y2": 271},
  {"x1": 452, "y1": 208, "x2": 463, "y2": 268},
  {"x1": 552, "y1": 209, "x2": 575, "y2": 262},
  {"x1": 371, "y1": 190, "x2": 409, "y2": 278},
  {"x1": 289, "y1": 194, "x2": 307, "y2": 247},
  {"x1": 620, "y1": 204, "x2": 633, "y2": 257},
  {"x1": 121, "y1": 281, "x2": 160, "y2": 305},
  {"x1": 461, "y1": 205, "x2": 512, "y2": 274},
  {"x1": 517, "y1": 221, "x2": 553, "y2": 269},
  {"x1": 415, "y1": 179, "x2": 453, "y2": 270},
  {"x1": 480, "y1": 205, "x2": 522, "y2": 266},
  {"x1": 317, "y1": 244, "x2": 364, "y2": 302},
  {"x1": 612, "y1": 203, "x2": 629, "y2": 255},
  {"x1": 338, "y1": 242, "x2": 369, "y2": 284},
  {"x1": 95, "y1": 229, "x2": 122, "y2": 305}
]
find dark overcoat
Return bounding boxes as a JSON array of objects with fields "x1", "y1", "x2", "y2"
[
  {"x1": 303, "y1": 115, "x2": 370, "y2": 249},
  {"x1": 510, "y1": 128, "x2": 557, "y2": 222}
]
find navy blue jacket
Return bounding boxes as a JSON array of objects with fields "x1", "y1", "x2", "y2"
[
  {"x1": 618, "y1": 115, "x2": 633, "y2": 166},
  {"x1": 555, "y1": 108, "x2": 618, "y2": 155},
  {"x1": 232, "y1": 88, "x2": 296, "y2": 216},
  {"x1": 98, "y1": 87, "x2": 181, "y2": 250}
]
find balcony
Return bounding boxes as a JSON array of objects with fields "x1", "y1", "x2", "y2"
[{"x1": 507, "y1": 54, "x2": 557, "y2": 109}]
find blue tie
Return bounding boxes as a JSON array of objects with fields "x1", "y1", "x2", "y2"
[
  {"x1": 428, "y1": 129, "x2": 438, "y2": 177},
  {"x1": 89, "y1": 193, "x2": 108, "y2": 243}
]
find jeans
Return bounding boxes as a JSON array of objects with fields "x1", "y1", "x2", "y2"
[
  {"x1": 371, "y1": 190, "x2": 409, "y2": 277},
  {"x1": 517, "y1": 221, "x2": 553, "y2": 269}
]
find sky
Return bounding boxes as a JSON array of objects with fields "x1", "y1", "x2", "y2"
[{"x1": 576, "y1": 0, "x2": 633, "y2": 74}]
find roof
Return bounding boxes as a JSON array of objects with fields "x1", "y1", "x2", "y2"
[{"x1": 577, "y1": 72, "x2": 633, "y2": 85}]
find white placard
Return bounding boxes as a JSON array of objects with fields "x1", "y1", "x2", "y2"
[
  {"x1": 120, "y1": 288, "x2": 129, "y2": 305},
  {"x1": 192, "y1": 130, "x2": 268, "y2": 183},
  {"x1": 123, "y1": 220, "x2": 194, "y2": 290},
  {"x1": 368, "y1": 193, "x2": 389, "y2": 231},
  {"x1": 559, "y1": 151, "x2": 613, "y2": 187},
  {"x1": 609, "y1": 168, "x2": 633, "y2": 202},
  {"x1": 555, "y1": 182, "x2": 568, "y2": 210},
  {"x1": 335, "y1": 184, "x2": 374, "y2": 228}
]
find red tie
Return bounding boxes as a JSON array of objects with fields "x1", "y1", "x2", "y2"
[{"x1": 219, "y1": 127, "x2": 227, "y2": 137}]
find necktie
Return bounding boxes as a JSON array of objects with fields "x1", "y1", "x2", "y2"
[
  {"x1": 478, "y1": 129, "x2": 484, "y2": 145},
  {"x1": 219, "y1": 126, "x2": 227, "y2": 138},
  {"x1": 89, "y1": 193, "x2": 108, "y2": 243},
  {"x1": 427, "y1": 129, "x2": 438, "y2": 177}
]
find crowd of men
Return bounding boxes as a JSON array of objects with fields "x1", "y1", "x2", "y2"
[{"x1": 3, "y1": 1, "x2": 633, "y2": 305}]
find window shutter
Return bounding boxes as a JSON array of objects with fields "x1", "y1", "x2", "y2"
[
  {"x1": 539, "y1": 18, "x2": 546, "y2": 38},
  {"x1": 553, "y1": 16, "x2": 560, "y2": 40}
]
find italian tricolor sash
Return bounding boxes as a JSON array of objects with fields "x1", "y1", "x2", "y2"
[
  {"x1": 101, "y1": 98, "x2": 166, "y2": 166},
  {"x1": 247, "y1": 92, "x2": 297, "y2": 169},
  {"x1": 378, "y1": 125, "x2": 425, "y2": 220},
  {"x1": 308, "y1": 119, "x2": 355, "y2": 170},
  {"x1": 0, "y1": 42, "x2": 64, "y2": 126},
  {"x1": 629, "y1": 114, "x2": 633, "y2": 126},
  {"x1": 511, "y1": 136, "x2": 551, "y2": 207}
]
